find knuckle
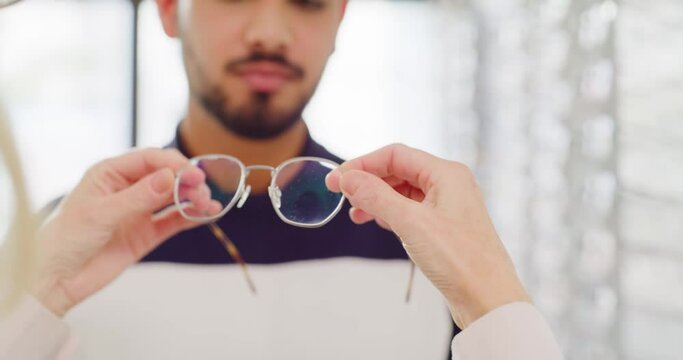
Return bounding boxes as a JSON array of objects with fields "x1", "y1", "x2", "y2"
[
  {"x1": 387, "y1": 142, "x2": 409, "y2": 152},
  {"x1": 131, "y1": 147, "x2": 155, "y2": 157},
  {"x1": 166, "y1": 148, "x2": 185, "y2": 159},
  {"x1": 447, "y1": 161, "x2": 475, "y2": 181},
  {"x1": 85, "y1": 161, "x2": 106, "y2": 178},
  {"x1": 352, "y1": 183, "x2": 379, "y2": 209},
  {"x1": 164, "y1": 148, "x2": 190, "y2": 168}
]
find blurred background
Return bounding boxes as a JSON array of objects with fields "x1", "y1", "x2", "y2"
[{"x1": 0, "y1": 0, "x2": 681, "y2": 358}]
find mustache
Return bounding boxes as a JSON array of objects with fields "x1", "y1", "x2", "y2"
[{"x1": 225, "y1": 53, "x2": 305, "y2": 78}]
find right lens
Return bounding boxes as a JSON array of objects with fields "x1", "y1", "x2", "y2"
[
  {"x1": 273, "y1": 158, "x2": 344, "y2": 226},
  {"x1": 175, "y1": 156, "x2": 243, "y2": 221}
]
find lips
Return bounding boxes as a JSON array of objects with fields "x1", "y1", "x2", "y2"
[{"x1": 236, "y1": 62, "x2": 297, "y2": 93}]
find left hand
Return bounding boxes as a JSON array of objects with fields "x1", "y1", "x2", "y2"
[{"x1": 31, "y1": 148, "x2": 214, "y2": 316}]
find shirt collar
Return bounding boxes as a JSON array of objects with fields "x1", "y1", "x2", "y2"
[{"x1": 168, "y1": 122, "x2": 340, "y2": 163}]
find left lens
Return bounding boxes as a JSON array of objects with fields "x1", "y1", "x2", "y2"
[
  {"x1": 273, "y1": 159, "x2": 343, "y2": 226},
  {"x1": 175, "y1": 156, "x2": 243, "y2": 221}
]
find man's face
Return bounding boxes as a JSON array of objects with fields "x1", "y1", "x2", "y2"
[{"x1": 157, "y1": 0, "x2": 346, "y2": 139}]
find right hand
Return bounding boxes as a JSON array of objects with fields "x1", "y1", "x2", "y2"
[{"x1": 326, "y1": 144, "x2": 530, "y2": 329}]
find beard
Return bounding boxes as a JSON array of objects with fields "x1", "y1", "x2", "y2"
[
  {"x1": 184, "y1": 43, "x2": 315, "y2": 140},
  {"x1": 198, "y1": 86, "x2": 308, "y2": 140}
]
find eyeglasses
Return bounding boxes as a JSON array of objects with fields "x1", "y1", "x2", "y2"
[
  {"x1": 173, "y1": 154, "x2": 415, "y2": 302},
  {"x1": 174, "y1": 155, "x2": 346, "y2": 225}
]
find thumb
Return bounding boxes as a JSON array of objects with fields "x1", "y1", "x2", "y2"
[
  {"x1": 102, "y1": 168, "x2": 176, "y2": 224},
  {"x1": 339, "y1": 169, "x2": 419, "y2": 233}
]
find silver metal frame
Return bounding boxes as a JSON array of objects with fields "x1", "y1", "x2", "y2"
[{"x1": 174, "y1": 154, "x2": 346, "y2": 228}]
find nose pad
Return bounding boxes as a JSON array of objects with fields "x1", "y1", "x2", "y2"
[
  {"x1": 237, "y1": 185, "x2": 252, "y2": 209},
  {"x1": 269, "y1": 186, "x2": 282, "y2": 209}
]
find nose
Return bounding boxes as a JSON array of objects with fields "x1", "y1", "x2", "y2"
[{"x1": 244, "y1": 2, "x2": 293, "y2": 54}]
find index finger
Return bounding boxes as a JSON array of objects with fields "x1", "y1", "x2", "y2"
[
  {"x1": 94, "y1": 148, "x2": 189, "y2": 184},
  {"x1": 326, "y1": 144, "x2": 446, "y2": 193}
]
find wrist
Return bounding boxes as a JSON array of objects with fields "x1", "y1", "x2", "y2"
[
  {"x1": 446, "y1": 275, "x2": 531, "y2": 329},
  {"x1": 31, "y1": 279, "x2": 73, "y2": 318}
]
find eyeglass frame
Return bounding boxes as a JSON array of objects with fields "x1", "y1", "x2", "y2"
[{"x1": 173, "y1": 154, "x2": 346, "y2": 228}]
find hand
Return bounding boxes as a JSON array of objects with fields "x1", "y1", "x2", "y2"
[
  {"x1": 326, "y1": 144, "x2": 530, "y2": 329},
  {"x1": 31, "y1": 148, "x2": 216, "y2": 317}
]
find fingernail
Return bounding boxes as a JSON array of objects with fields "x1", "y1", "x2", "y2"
[{"x1": 151, "y1": 169, "x2": 173, "y2": 195}]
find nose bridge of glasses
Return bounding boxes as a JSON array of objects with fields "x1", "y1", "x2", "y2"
[
  {"x1": 244, "y1": 164, "x2": 276, "y2": 176},
  {"x1": 235, "y1": 165, "x2": 275, "y2": 210}
]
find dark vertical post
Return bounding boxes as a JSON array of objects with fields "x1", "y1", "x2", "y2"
[{"x1": 131, "y1": 0, "x2": 142, "y2": 146}]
